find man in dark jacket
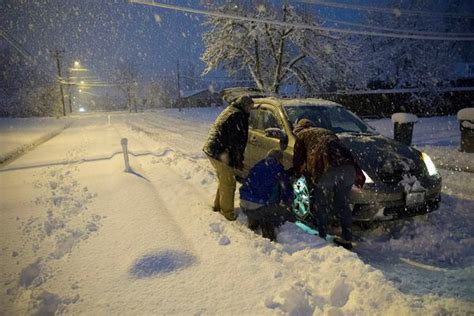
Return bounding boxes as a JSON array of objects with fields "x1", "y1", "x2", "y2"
[
  {"x1": 293, "y1": 119, "x2": 365, "y2": 249},
  {"x1": 203, "y1": 95, "x2": 255, "y2": 221},
  {"x1": 239, "y1": 149, "x2": 294, "y2": 241}
]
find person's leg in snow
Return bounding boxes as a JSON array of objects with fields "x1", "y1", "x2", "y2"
[
  {"x1": 213, "y1": 188, "x2": 220, "y2": 213},
  {"x1": 247, "y1": 217, "x2": 260, "y2": 232},
  {"x1": 332, "y1": 164, "x2": 356, "y2": 247},
  {"x1": 259, "y1": 204, "x2": 294, "y2": 242},
  {"x1": 311, "y1": 165, "x2": 356, "y2": 249},
  {"x1": 209, "y1": 158, "x2": 237, "y2": 221},
  {"x1": 310, "y1": 182, "x2": 332, "y2": 240},
  {"x1": 260, "y1": 222, "x2": 276, "y2": 241}
]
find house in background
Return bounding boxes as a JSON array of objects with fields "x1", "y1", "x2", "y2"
[{"x1": 174, "y1": 88, "x2": 223, "y2": 108}]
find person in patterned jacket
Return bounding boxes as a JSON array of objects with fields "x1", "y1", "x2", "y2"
[{"x1": 293, "y1": 119, "x2": 365, "y2": 249}]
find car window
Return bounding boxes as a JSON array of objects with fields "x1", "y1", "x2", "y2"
[
  {"x1": 284, "y1": 105, "x2": 374, "y2": 134},
  {"x1": 327, "y1": 107, "x2": 363, "y2": 132},
  {"x1": 249, "y1": 108, "x2": 259, "y2": 129},
  {"x1": 258, "y1": 109, "x2": 281, "y2": 130}
]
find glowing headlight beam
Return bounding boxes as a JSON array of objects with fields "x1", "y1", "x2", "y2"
[
  {"x1": 362, "y1": 170, "x2": 374, "y2": 183},
  {"x1": 422, "y1": 152, "x2": 438, "y2": 176}
]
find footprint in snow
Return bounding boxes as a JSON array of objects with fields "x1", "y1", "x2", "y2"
[
  {"x1": 218, "y1": 236, "x2": 231, "y2": 245},
  {"x1": 209, "y1": 223, "x2": 231, "y2": 246}
]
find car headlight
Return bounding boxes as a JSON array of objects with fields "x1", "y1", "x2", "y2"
[
  {"x1": 422, "y1": 152, "x2": 438, "y2": 176},
  {"x1": 362, "y1": 170, "x2": 374, "y2": 183}
]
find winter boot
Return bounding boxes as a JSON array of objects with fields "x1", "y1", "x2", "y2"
[
  {"x1": 220, "y1": 210, "x2": 238, "y2": 221},
  {"x1": 333, "y1": 237, "x2": 353, "y2": 250},
  {"x1": 261, "y1": 223, "x2": 276, "y2": 241},
  {"x1": 247, "y1": 217, "x2": 260, "y2": 232}
]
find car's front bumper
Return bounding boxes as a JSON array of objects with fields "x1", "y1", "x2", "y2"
[{"x1": 350, "y1": 177, "x2": 442, "y2": 221}]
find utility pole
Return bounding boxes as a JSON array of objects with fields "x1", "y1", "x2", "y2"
[
  {"x1": 176, "y1": 59, "x2": 181, "y2": 112},
  {"x1": 66, "y1": 70, "x2": 73, "y2": 113},
  {"x1": 50, "y1": 49, "x2": 66, "y2": 116}
]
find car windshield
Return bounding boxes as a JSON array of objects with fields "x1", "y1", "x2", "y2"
[{"x1": 284, "y1": 105, "x2": 376, "y2": 134}]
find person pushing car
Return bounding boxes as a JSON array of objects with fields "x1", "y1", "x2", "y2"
[
  {"x1": 292, "y1": 119, "x2": 365, "y2": 249},
  {"x1": 203, "y1": 95, "x2": 255, "y2": 221}
]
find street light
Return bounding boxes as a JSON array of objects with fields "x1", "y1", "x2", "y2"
[{"x1": 70, "y1": 60, "x2": 88, "y2": 72}]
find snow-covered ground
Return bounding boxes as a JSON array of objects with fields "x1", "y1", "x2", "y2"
[
  {"x1": 0, "y1": 117, "x2": 72, "y2": 164},
  {"x1": 0, "y1": 109, "x2": 472, "y2": 315}
]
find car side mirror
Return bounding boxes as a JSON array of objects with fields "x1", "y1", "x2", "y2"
[{"x1": 265, "y1": 128, "x2": 289, "y2": 150}]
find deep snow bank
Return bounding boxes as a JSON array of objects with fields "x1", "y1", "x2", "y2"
[{"x1": 0, "y1": 117, "x2": 71, "y2": 164}]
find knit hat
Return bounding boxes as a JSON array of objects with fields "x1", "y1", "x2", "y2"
[
  {"x1": 293, "y1": 118, "x2": 316, "y2": 135},
  {"x1": 234, "y1": 95, "x2": 255, "y2": 113},
  {"x1": 267, "y1": 148, "x2": 284, "y2": 162}
]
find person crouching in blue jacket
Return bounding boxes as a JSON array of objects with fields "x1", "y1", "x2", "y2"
[{"x1": 239, "y1": 149, "x2": 295, "y2": 241}]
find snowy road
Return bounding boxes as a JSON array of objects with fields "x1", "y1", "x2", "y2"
[{"x1": 0, "y1": 111, "x2": 473, "y2": 315}]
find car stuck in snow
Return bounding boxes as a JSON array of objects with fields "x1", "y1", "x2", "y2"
[{"x1": 225, "y1": 93, "x2": 442, "y2": 222}]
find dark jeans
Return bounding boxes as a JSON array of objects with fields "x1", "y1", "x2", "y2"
[
  {"x1": 310, "y1": 164, "x2": 356, "y2": 241},
  {"x1": 242, "y1": 204, "x2": 295, "y2": 241}
]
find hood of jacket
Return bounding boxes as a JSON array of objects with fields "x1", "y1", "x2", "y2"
[{"x1": 293, "y1": 118, "x2": 316, "y2": 135}]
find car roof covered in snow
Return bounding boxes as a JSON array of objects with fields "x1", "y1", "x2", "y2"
[
  {"x1": 254, "y1": 97, "x2": 341, "y2": 108},
  {"x1": 221, "y1": 87, "x2": 270, "y2": 103}
]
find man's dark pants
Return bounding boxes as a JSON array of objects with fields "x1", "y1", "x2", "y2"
[
  {"x1": 310, "y1": 164, "x2": 356, "y2": 241},
  {"x1": 243, "y1": 204, "x2": 295, "y2": 241}
]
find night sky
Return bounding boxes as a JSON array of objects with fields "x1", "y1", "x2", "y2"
[
  {"x1": 2, "y1": 0, "x2": 209, "y2": 82},
  {"x1": 1, "y1": 0, "x2": 367, "y2": 84},
  {"x1": 3, "y1": 0, "x2": 470, "y2": 86}
]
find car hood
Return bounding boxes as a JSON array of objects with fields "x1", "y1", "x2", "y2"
[{"x1": 338, "y1": 133, "x2": 424, "y2": 182}]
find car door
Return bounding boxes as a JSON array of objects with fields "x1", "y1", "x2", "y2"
[
  {"x1": 251, "y1": 105, "x2": 286, "y2": 166},
  {"x1": 235, "y1": 106, "x2": 261, "y2": 179}
]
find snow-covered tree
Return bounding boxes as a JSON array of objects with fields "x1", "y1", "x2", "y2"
[
  {"x1": 362, "y1": 0, "x2": 460, "y2": 94},
  {"x1": 201, "y1": 1, "x2": 361, "y2": 95},
  {"x1": 0, "y1": 43, "x2": 61, "y2": 117},
  {"x1": 114, "y1": 61, "x2": 140, "y2": 112},
  {"x1": 137, "y1": 80, "x2": 177, "y2": 110},
  {"x1": 18, "y1": 84, "x2": 62, "y2": 117}
]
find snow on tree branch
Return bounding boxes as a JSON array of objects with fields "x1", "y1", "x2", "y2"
[{"x1": 201, "y1": 1, "x2": 361, "y2": 95}]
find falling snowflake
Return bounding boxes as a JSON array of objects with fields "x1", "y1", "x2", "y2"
[
  {"x1": 393, "y1": 8, "x2": 402, "y2": 18},
  {"x1": 154, "y1": 14, "x2": 161, "y2": 23}
]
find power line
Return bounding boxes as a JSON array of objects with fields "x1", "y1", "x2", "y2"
[
  {"x1": 299, "y1": 0, "x2": 474, "y2": 19},
  {"x1": 0, "y1": 29, "x2": 59, "y2": 80},
  {"x1": 61, "y1": 82, "x2": 127, "y2": 87},
  {"x1": 49, "y1": 48, "x2": 67, "y2": 116},
  {"x1": 181, "y1": 75, "x2": 254, "y2": 83},
  {"x1": 324, "y1": 17, "x2": 474, "y2": 37},
  {"x1": 129, "y1": 0, "x2": 474, "y2": 41}
]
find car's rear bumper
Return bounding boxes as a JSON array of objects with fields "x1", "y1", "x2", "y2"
[{"x1": 350, "y1": 177, "x2": 442, "y2": 221}]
